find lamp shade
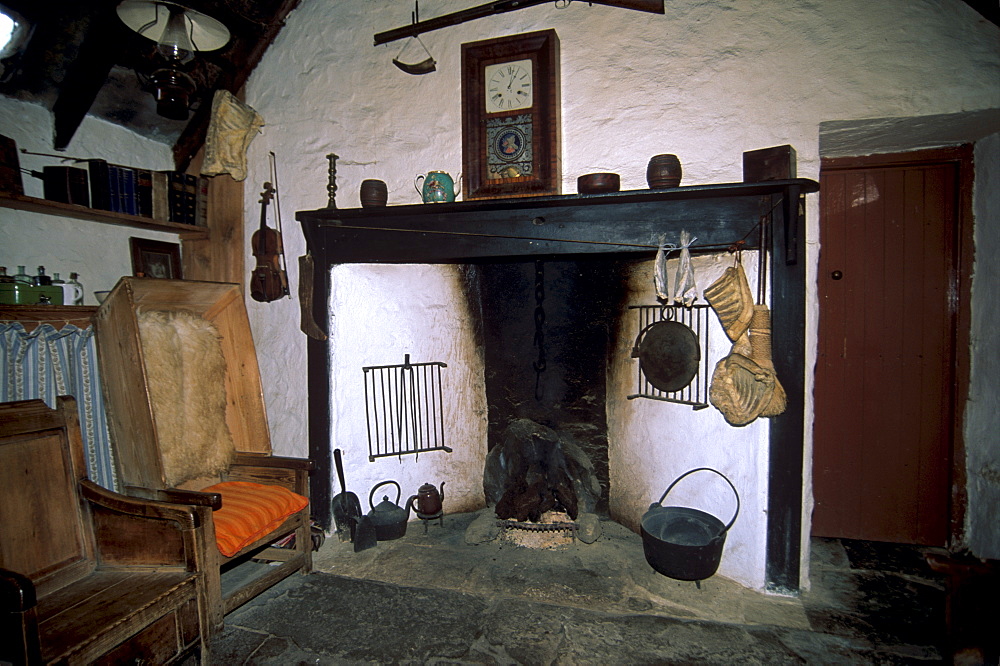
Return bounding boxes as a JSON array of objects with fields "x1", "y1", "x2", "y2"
[{"x1": 117, "y1": 0, "x2": 230, "y2": 54}]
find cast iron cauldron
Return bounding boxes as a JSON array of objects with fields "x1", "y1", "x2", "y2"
[
  {"x1": 367, "y1": 480, "x2": 412, "y2": 541},
  {"x1": 640, "y1": 468, "x2": 740, "y2": 581}
]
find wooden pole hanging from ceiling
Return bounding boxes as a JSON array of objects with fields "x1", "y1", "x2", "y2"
[{"x1": 373, "y1": 0, "x2": 664, "y2": 46}]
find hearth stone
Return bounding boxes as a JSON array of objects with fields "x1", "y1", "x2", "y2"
[
  {"x1": 484, "y1": 418, "x2": 602, "y2": 521},
  {"x1": 576, "y1": 513, "x2": 601, "y2": 543},
  {"x1": 465, "y1": 511, "x2": 501, "y2": 545}
]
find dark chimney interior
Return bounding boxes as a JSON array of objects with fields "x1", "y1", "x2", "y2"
[{"x1": 468, "y1": 258, "x2": 633, "y2": 516}]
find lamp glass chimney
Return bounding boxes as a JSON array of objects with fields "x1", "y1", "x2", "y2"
[{"x1": 155, "y1": 6, "x2": 194, "y2": 64}]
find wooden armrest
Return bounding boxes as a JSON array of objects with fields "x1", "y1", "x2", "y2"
[
  {"x1": 80, "y1": 480, "x2": 200, "y2": 529},
  {"x1": 0, "y1": 568, "x2": 36, "y2": 613},
  {"x1": 231, "y1": 453, "x2": 314, "y2": 471},
  {"x1": 0, "y1": 567, "x2": 40, "y2": 665},
  {"x1": 125, "y1": 485, "x2": 223, "y2": 510},
  {"x1": 161, "y1": 488, "x2": 224, "y2": 510}
]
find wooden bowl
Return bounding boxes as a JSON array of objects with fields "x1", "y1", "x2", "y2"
[{"x1": 577, "y1": 172, "x2": 620, "y2": 195}]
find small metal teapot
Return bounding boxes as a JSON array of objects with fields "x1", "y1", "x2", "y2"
[
  {"x1": 366, "y1": 480, "x2": 412, "y2": 541},
  {"x1": 408, "y1": 481, "x2": 445, "y2": 518}
]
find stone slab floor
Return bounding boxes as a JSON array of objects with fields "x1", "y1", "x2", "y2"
[{"x1": 209, "y1": 510, "x2": 971, "y2": 664}]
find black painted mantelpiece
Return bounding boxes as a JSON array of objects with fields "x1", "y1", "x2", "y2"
[
  {"x1": 297, "y1": 180, "x2": 816, "y2": 264},
  {"x1": 297, "y1": 178, "x2": 819, "y2": 593}
]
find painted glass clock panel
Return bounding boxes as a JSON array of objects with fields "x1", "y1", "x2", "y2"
[
  {"x1": 484, "y1": 58, "x2": 534, "y2": 113},
  {"x1": 485, "y1": 115, "x2": 534, "y2": 180}
]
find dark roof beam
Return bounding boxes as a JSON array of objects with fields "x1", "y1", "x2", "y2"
[{"x1": 51, "y1": 8, "x2": 124, "y2": 151}]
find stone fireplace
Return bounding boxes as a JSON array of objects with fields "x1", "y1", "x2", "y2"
[{"x1": 298, "y1": 179, "x2": 816, "y2": 592}]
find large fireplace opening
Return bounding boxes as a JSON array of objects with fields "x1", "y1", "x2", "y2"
[
  {"x1": 468, "y1": 258, "x2": 634, "y2": 520},
  {"x1": 300, "y1": 178, "x2": 815, "y2": 589}
]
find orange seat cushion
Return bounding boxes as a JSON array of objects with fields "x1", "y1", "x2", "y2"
[{"x1": 202, "y1": 481, "x2": 309, "y2": 557}]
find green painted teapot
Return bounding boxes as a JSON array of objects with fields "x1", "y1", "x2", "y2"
[{"x1": 415, "y1": 171, "x2": 460, "y2": 203}]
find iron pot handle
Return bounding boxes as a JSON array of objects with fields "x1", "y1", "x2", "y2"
[{"x1": 656, "y1": 467, "x2": 740, "y2": 533}]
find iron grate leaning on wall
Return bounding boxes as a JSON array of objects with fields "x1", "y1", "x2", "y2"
[{"x1": 363, "y1": 354, "x2": 452, "y2": 461}]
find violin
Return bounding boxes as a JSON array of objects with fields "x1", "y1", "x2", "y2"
[{"x1": 250, "y1": 182, "x2": 289, "y2": 303}]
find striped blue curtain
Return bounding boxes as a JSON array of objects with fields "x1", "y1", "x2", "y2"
[{"x1": 0, "y1": 322, "x2": 117, "y2": 490}]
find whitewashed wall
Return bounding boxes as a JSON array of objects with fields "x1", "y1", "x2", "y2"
[
  {"x1": 0, "y1": 98, "x2": 176, "y2": 302},
  {"x1": 327, "y1": 264, "x2": 487, "y2": 515},
  {"x1": 240, "y1": 0, "x2": 1000, "y2": 589},
  {"x1": 5, "y1": 0, "x2": 995, "y2": 592},
  {"x1": 609, "y1": 252, "x2": 769, "y2": 586}
]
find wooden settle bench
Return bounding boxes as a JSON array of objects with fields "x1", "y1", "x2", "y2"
[{"x1": 0, "y1": 397, "x2": 208, "y2": 664}]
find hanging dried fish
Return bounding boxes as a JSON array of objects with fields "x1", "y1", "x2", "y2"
[
  {"x1": 672, "y1": 230, "x2": 698, "y2": 306},
  {"x1": 653, "y1": 236, "x2": 672, "y2": 302}
]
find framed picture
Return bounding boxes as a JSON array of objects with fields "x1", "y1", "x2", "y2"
[
  {"x1": 129, "y1": 237, "x2": 182, "y2": 279},
  {"x1": 461, "y1": 30, "x2": 561, "y2": 200}
]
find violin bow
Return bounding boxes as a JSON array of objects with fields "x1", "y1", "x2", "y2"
[{"x1": 269, "y1": 151, "x2": 291, "y2": 297}]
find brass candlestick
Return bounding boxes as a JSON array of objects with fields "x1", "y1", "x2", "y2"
[{"x1": 326, "y1": 153, "x2": 339, "y2": 209}]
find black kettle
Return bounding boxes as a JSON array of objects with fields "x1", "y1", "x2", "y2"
[{"x1": 366, "y1": 480, "x2": 411, "y2": 541}]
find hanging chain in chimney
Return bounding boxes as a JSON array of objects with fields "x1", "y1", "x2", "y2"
[{"x1": 532, "y1": 260, "x2": 546, "y2": 401}]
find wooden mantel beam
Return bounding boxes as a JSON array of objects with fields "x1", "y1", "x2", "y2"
[{"x1": 297, "y1": 180, "x2": 817, "y2": 265}]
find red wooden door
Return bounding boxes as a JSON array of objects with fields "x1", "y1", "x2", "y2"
[{"x1": 813, "y1": 150, "x2": 965, "y2": 546}]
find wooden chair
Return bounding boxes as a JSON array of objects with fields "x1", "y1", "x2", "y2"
[
  {"x1": 93, "y1": 277, "x2": 312, "y2": 633},
  {"x1": 0, "y1": 397, "x2": 207, "y2": 664}
]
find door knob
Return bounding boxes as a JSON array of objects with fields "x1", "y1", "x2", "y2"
[{"x1": 831, "y1": 270, "x2": 843, "y2": 280}]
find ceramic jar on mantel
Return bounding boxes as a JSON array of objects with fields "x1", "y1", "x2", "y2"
[
  {"x1": 360, "y1": 179, "x2": 388, "y2": 208},
  {"x1": 646, "y1": 154, "x2": 682, "y2": 189}
]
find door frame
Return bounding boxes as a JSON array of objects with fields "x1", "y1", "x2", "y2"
[{"x1": 818, "y1": 145, "x2": 975, "y2": 547}]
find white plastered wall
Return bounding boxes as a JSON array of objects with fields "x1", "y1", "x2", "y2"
[{"x1": 967, "y1": 132, "x2": 1000, "y2": 558}]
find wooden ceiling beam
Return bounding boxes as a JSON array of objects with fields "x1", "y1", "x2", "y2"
[
  {"x1": 50, "y1": 7, "x2": 122, "y2": 150},
  {"x1": 172, "y1": 0, "x2": 302, "y2": 170}
]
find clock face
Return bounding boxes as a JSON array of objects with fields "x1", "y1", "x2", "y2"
[{"x1": 484, "y1": 59, "x2": 533, "y2": 113}]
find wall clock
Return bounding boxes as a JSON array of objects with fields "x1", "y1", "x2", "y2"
[{"x1": 461, "y1": 30, "x2": 560, "y2": 200}]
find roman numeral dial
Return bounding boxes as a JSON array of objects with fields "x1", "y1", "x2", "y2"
[{"x1": 484, "y1": 59, "x2": 533, "y2": 113}]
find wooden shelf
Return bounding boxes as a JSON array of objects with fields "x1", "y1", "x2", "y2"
[
  {"x1": 0, "y1": 304, "x2": 99, "y2": 331},
  {"x1": 0, "y1": 192, "x2": 209, "y2": 239}
]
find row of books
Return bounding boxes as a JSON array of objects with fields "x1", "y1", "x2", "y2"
[{"x1": 40, "y1": 160, "x2": 208, "y2": 227}]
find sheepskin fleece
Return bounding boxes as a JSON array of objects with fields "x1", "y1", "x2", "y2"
[{"x1": 138, "y1": 309, "x2": 235, "y2": 486}]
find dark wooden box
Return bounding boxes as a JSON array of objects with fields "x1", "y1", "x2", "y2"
[{"x1": 743, "y1": 145, "x2": 797, "y2": 183}]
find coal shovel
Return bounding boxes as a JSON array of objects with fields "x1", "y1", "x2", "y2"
[
  {"x1": 331, "y1": 448, "x2": 362, "y2": 542},
  {"x1": 353, "y1": 513, "x2": 377, "y2": 552}
]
